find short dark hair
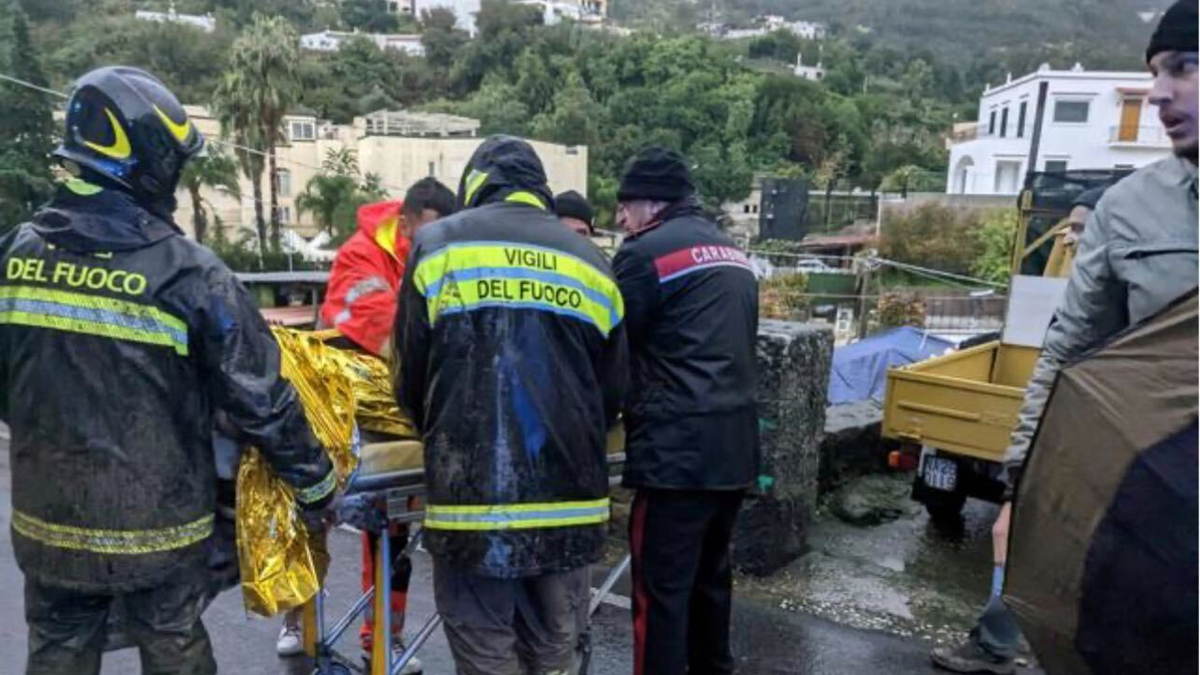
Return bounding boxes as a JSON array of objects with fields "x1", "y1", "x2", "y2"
[{"x1": 403, "y1": 178, "x2": 455, "y2": 219}]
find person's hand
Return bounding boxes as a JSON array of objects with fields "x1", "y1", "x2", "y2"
[
  {"x1": 300, "y1": 488, "x2": 343, "y2": 535},
  {"x1": 992, "y1": 501, "x2": 1013, "y2": 565}
]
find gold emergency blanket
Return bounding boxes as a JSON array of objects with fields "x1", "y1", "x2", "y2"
[
  {"x1": 236, "y1": 328, "x2": 360, "y2": 617},
  {"x1": 325, "y1": 346, "x2": 419, "y2": 439}
]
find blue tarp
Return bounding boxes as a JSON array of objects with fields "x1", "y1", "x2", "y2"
[{"x1": 828, "y1": 327, "x2": 954, "y2": 405}]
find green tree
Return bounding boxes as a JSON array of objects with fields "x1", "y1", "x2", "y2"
[
  {"x1": 452, "y1": 74, "x2": 532, "y2": 136},
  {"x1": 341, "y1": 0, "x2": 399, "y2": 32},
  {"x1": 0, "y1": 0, "x2": 55, "y2": 232},
  {"x1": 295, "y1": 148, "x2": 386, "y2": 244},
  {"x1": 420, "y1": 8, "x2": 469, "y2": 72},
  {"x1": 531, "y1": 72, "x2": 600, "y2": 147},
  {"x1": 179, "y1": 147, "x2": 241, "y2": 245},
  {"x1": 213, "y1": 13, "x2": 302, "y2": 256},
  {"x1": 971, "y1": 208, "x2": 1019, "y2": 284}
]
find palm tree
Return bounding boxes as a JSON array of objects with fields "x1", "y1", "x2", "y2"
[
  {"x1": 179, "y1": 147, "x2": 240, "y2": 245},
  {"x1": 295, "y1": 173, "x2": 359, "y2": 236},
  {"x1": 212, "y1": 13, "x2": 301, "y2": 258}
]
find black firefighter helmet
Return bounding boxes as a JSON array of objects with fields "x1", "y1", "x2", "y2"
[{"x1": 55, "y1": 66, "x2": 204, "y2": 206}]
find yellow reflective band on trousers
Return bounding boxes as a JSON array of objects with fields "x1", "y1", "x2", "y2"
[
  {"x1": 296, "y1": 468, "x2": 338, "y2": 505},
  {"x1": 0, "y1": 285, "x2": 189, "y2": 356},
  {"x1": 424, "y1": 498, "x2": 611, "y2": 531},
  {"x1": 412, "y1": 242, "x2": 624, "y2": 337},
  {"x1": 12, "y1": 510, "x2": 214, "y2": 555}
]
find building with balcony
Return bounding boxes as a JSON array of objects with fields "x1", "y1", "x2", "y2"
[
  {"x1": 169, "y1": 106, "x2": 587, "y2": 242},
  {"x1": 946, "y1": 64, "x2": 1170, "y2": 195}
]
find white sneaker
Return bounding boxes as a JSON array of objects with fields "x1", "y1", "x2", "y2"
[
  {"x1": 276, "y1": 624, "x2": 303, "y2": 657},
  {"x1": 363, "y1": 643, "x2": 423, "y2": 674}
]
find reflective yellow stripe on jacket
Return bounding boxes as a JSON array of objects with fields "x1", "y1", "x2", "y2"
[
  {"x1": 424, "y1": 498, "x2": 610, "y2": 531},
  {"x1": 412, "y1": 242, "x2": 624, "y2": 337},
  {"x1": 12, "y1": 510, "x2": 214, "y2": 555},
  {"x1": 0, "y1": 285, "x2": 189, "y2": 356}
]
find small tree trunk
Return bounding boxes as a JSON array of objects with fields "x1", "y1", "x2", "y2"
[
  {"x1": 189, "y1": 185, "x2": 207, "y2": 244},
  {"x1": 268, "y1": 139, "x2": 281, "y2": 254},
  {"x1": 251, "y1": 169, "x2": 267, "y2": 261},
  {"x1": 823, "y1": 178, "x2": 836, "y2": 233}
]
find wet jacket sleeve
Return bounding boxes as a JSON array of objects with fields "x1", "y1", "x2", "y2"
[
  {"x1": 393, "y1": 247, "x2": 431, "y2": 432},
  {"x1": 320, "y1": 239, "x2": 399, "y2": 357},
  {"x1": 602, "y1": 314, "x2": 630, "y2": 426},
  {"x1": 199, "y1": 268, "x2": 336, "y2": 508},
  {"x1": 1001, "y1": 203, "x2": 1126, "y2": 499},
  {"x1": 613, "y1": 245, "x2": 661, "y2": 349}
]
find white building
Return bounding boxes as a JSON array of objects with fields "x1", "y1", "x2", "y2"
[
  {"x1": 134, "y1": 2, "x2": 216, "y2": 33},
  {"x1": 712, "y1": 15, "x2": 827, "y2": 41},
  {"x1": 299, "y1": 30, "x2": 425, "y2": 56},
  {"x1": 793, "y1": 53, "x2": 824, "y2": 82},
  {"x1": 168, "y1": 106, "x2": 587, "y2": 241},
  {"x1": 947, "y1": 64, "x2": 1170, "y2": 195},
  {"x1": 403, "y1": 0, "x2": 481, "y2": 35},
  {"x1": 515, "y1": 0, "x2": 606, "y2": 25}
]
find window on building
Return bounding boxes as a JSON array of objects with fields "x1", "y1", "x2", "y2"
[
  {"x1": 994, "y1": 160, "x2": 1022, "y2": 194},
  {"x1": 275, "y1": 168, "x2": 291, "y2": 198},
  {"x1": 743, "y1": 205, "x2": 750, "y2": 213},
  {"x1": 289, "y1": 120, "x2": 316, "y2": 141},
  {"x1": 428, "y1": 161, "x2": 436, "y2": 177},
  {"x1": 277, "y1": 206, "x2": 291, "y2": 223},
  {"x1": 1053, "y1": 100, "x2": 1090, "y2": 123},
  {"x1": 988, "y1": 110, "x2": 997, "y2": 135},
  {"x1": 1000, "y1": 107, "x2": 1009, "y2": 138},
  {"x1": 1017, "y1": 101, "x2": 1027, "y2": 138},
  {"x1": 1044, "y1": 159, "x2": 1068, "y2": 173}
]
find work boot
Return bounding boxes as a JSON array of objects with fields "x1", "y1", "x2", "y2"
[{"x1": 931, "y1": 639, "x2": 1015, "y2": 674}]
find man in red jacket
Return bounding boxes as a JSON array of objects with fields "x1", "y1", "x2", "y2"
[
  {"x1": 276, "y1": 178, "x2": 454, "y2": 672},
  {"x1": 320, "y1": 178, "x2": 456, "y2": 356}
]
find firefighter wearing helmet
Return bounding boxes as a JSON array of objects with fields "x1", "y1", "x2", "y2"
[{"x1": 0, "y1": 66, "x2": 335, "y2": 674}]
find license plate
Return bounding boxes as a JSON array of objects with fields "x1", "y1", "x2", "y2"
[{"x1": 923, "y1": 456, "x2": 958, "y2": 492}]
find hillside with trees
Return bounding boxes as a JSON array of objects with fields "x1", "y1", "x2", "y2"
[{"x1": 0, "y1": 0, "x2": 1160, "y2": 242}]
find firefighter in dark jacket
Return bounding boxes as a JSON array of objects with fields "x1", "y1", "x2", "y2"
[
  {"x1": 0, "y1": 66, "x2": 335, "y2": 675},
  {"x1": 612, "y1": 147, "x2": 759, "y2": 675},
  {"x1": 393, "y1": 135, "x2": 627, "y2": 675}
]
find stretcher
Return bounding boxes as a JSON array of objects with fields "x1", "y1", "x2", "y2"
[{"x1": 303, "y1": 429, "x2": 629, "y2": 675}]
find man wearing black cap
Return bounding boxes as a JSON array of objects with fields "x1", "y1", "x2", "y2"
[
  {"x1": 933, "y1": 3, "x2": 1197, "y2": 673},
  {"x1": 556, "y1": 190, "x2": 595, "y2": 237},
  {"x1": 612, "y1": 147, "x2": 759, "y2": 675}
]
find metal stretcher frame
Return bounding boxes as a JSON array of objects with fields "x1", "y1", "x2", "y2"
[{"x1": 302, "y1": 453, "x2": 629, "y2": 675}]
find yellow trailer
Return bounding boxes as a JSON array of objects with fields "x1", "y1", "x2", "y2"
[{"x1": 881, "y1": 173, "x2": 1119, "y2": 522}]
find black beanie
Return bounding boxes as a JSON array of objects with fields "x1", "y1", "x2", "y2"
[
  {"x1": 1146, "y1": 0, "x2": 1198, "y2": 63},
  {"x1": 617, "y1": 147, "x2": 695, "y2": 202},
  {"x1": 555, "y1": 190, "x2": 594, "y2": 226}
]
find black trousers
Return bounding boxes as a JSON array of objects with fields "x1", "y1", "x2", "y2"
[
  {"x1": 24, "y1": 575, "x2": 216, "y2": 675},
  {"x1": 629, "y1": 489, "x2": 744, "y2": 675}
]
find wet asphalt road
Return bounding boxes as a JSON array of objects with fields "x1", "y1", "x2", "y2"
[{"x1": 0, "y1": 431, "x2": 946, "y2": 675}]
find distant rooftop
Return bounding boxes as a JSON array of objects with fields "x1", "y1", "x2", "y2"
[{"x1": 359, "y1": 109, "x2": 480, "y2": 138}]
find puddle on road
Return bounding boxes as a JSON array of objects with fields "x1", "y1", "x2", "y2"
[{"x1": 735, "y1": 472, "x2": 1001, "y2": 646}]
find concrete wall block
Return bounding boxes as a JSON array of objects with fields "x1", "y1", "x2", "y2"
[{"x1": 733, "y1": 320, "x2": 833, "y2": 575}]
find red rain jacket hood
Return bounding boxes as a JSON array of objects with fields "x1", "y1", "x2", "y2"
[{"x1": 319, "y1": 200, "x2": 411, "y2": 354}]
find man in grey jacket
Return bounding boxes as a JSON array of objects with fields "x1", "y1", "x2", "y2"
[{"x1": 933, "y1": 2, "x2": 1198, "y2": 673}]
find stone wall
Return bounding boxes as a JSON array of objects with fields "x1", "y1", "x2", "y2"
[{"x1": 732, "y1": 320, "x2": 833, "y2": 576}]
